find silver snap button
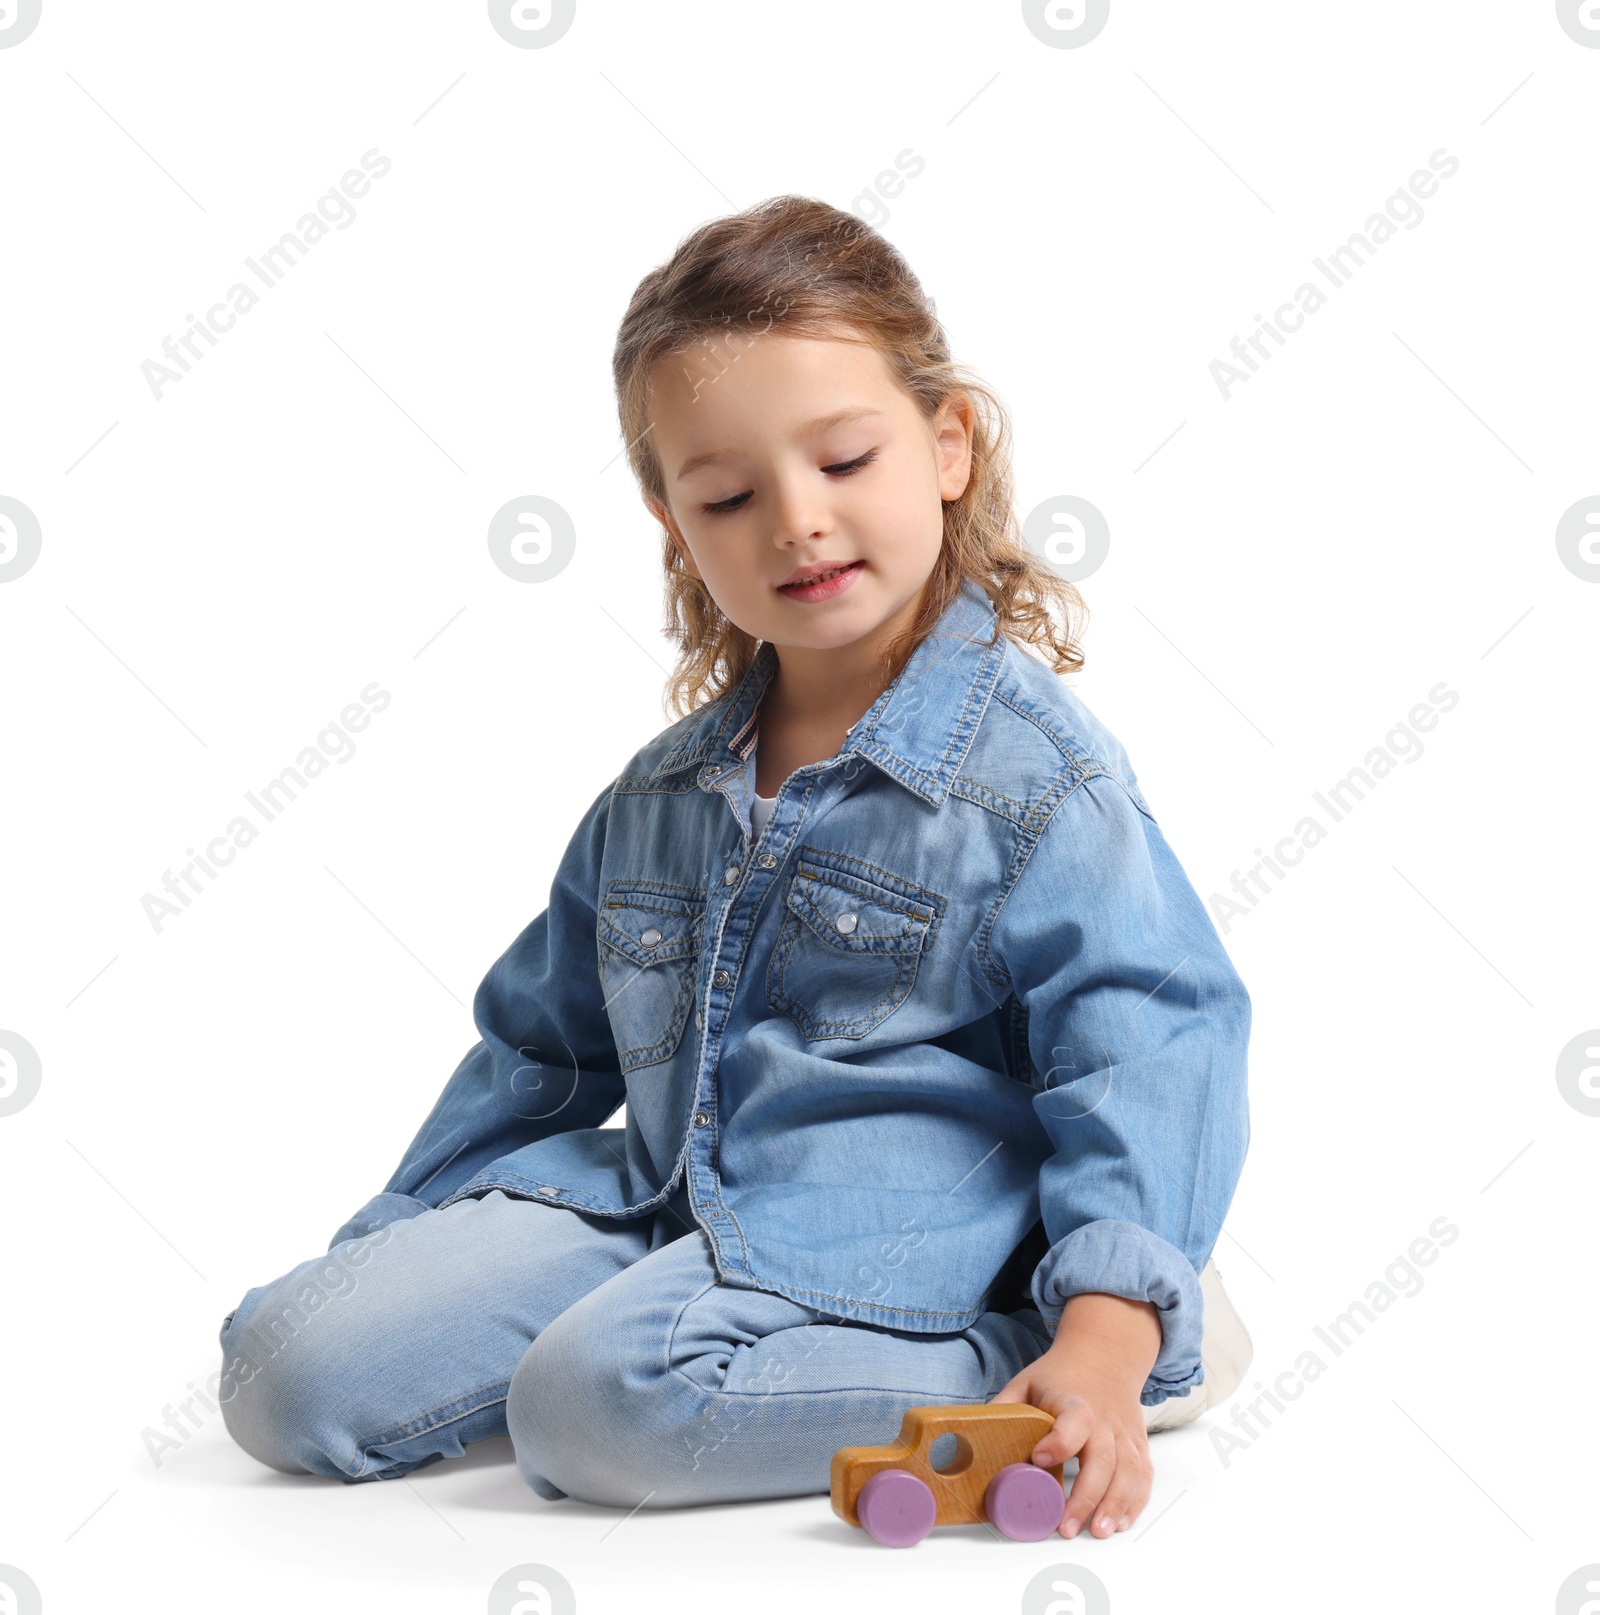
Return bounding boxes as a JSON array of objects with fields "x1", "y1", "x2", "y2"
[
  {"x1": 757, "y1": 853, "x2": 777, "y2": 868},
  {"x1": 713, "y1": 969, "x2": 732, "y2": 988},
  {"x1": 835, "y1": 911, "x2": 859, "y2": 935},
  {"x1": 693, "y1": 1110, "x2": 710, "y2": 1127},
  {"x1": 695, "y1": 1008, "x2": 703, "y2": 1029},
  {"x1": 640, "y1": 926, "x2": 662, "y2": 947},
  {"x1": 724, "y1": 864, "x2": 740, "y2": 884},
  {"x1": 537, "y1": 1184, "x2": 559, "y2": 1195}
]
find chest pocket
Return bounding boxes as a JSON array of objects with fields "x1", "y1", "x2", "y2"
[
  {"x1": 766, "y1": 846, "x2": 943, "y2": 1041},
  {"x1": 596, "y1": 880, "x2": 705, "y2": 1074}
]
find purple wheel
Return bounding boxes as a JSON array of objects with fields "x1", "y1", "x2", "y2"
[
  {"x1": 984, "y1": 1462, "x2": 1067, "y2": 1541},
  {"x1": 857, "y1": 1467, "x2": 937, "y2": 1547}
]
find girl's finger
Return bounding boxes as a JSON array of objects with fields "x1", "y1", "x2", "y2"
[
  {"x1": 1059, "y1": 1424, "x2": 1115, "y2": 1538},
  {"x1": 1032, "y1": 1396, "x2": 1093, "y2": 1467},
  {"x1": 1089, "y1": 1436, "x2": 1152, "y2": 1538}
]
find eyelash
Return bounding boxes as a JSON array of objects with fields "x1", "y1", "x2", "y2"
[{"x1": 701, "y1": 449, "x2": 879, "y2": 517}]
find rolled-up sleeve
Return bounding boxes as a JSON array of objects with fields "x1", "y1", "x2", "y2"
[
  {"x1": 327, "y1": 778, "x2": 628, "y2": 1251},
  {"x1": 989, "y1": 768, "x2": 1251, "y2": 1405}
]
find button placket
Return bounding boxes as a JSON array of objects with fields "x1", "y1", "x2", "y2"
[{"x1": 687, "y1": 763, "x2": 847, "y2": 1263}]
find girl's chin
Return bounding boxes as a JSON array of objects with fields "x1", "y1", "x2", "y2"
[{"x1": 760, "y1": 614, "x2": 905, "y2": 657}]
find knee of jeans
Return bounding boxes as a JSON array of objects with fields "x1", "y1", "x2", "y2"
[
  {"x1": 216, "y1": 1287, "x2": 370, "y2": 1479},
  {"x1": 507, "y1": 1315, "x2": 707, "y2": 1508}
]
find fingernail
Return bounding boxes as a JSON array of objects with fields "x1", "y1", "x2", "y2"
[
  {"x1": 1118, "y1": 1515, "x2": 1130, "y2": 1532},
  {"x1": 1095, "y1": 1515, "x2": 1113, "y2": 1535},
  {"x1": 1062, "y1": 1516, "x2": 1081, "y2": 1539}
]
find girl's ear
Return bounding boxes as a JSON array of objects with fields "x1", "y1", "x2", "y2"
[
  {"x1": 647, "y1": 495, "x2": 702, "y2": 581},
  {"x1": 934, "y1": 392, "x2": 976, "y2": 503}
]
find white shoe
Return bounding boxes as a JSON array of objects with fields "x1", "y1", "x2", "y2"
[{"x1": 1143, "y1": 1258, "x2": 1253, "y2": 1435}]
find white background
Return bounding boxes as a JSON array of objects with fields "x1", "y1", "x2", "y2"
[{"x1": 2, "y1": 2, "x2": 1596, "y2": 1611}]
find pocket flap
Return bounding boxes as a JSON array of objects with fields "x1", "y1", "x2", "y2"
[
  {"x1": 785, "y1": 849, "x2": 940, "y2": 954},
  {"x1": 597, "y1": 881, "x2": 705, "y2": 968}
]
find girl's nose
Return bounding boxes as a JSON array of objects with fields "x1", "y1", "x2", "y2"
[{"x1": 768, "y1": 472, "x2": 833, "y2": 547}]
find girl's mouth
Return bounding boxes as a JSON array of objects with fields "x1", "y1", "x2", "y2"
[{"x1": 777, "y1": 560, "x2": 865, "y2": 602}]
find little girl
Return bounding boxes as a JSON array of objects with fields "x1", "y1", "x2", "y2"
[{"x1": 217, "y1": 196, "x2": 1253, "y2": 1543}]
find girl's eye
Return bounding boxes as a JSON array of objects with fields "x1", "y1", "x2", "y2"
[
  {"x1": 700, "y1": 449, "x2": 879, "y2": 517},
  {"x1": 824, "y1": 448, "x2": 879, "y2": 478}
]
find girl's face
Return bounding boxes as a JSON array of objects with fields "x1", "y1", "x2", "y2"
[{"x1": 644, "y1": 331, "x2": 973, "y2": 659}]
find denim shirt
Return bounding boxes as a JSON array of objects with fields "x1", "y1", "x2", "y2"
[{"x1": 330, "y1": 577, "x2": 1251, "y2": 1405}]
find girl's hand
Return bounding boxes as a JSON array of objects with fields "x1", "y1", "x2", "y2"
[{"x1": 989, "y1": 1292, "x2": 1162, "y2": 1540}]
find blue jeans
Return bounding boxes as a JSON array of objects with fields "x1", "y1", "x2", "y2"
[{"x1": 216, "y1": 1186, "x2": 1058, "y2": 1506}]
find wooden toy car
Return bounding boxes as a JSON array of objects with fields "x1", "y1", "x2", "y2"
[{"x1": 831, "y1": 1403, "x2": 1066, "y2": 1546}]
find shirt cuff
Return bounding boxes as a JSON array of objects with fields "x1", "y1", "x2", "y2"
[
  {"x1": 327, "y1": 1191, "x2": 431, "y2": 1251},
  {"x1": 1030, "y1": 1218, "x2": 1206, "y2": 1407}
]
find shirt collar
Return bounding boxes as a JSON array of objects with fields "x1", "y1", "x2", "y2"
[{"x1": 661, "y1": 575, "x2": 1008, "y2": 808}]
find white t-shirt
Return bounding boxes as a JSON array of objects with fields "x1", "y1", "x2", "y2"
[{"x1": 751, "y1": 787, "x2": 777, "y2": 839}]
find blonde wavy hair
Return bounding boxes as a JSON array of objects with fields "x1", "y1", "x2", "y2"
[{"x1": 611, "y1": 195, "x2": 1088, "y2": 721}]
